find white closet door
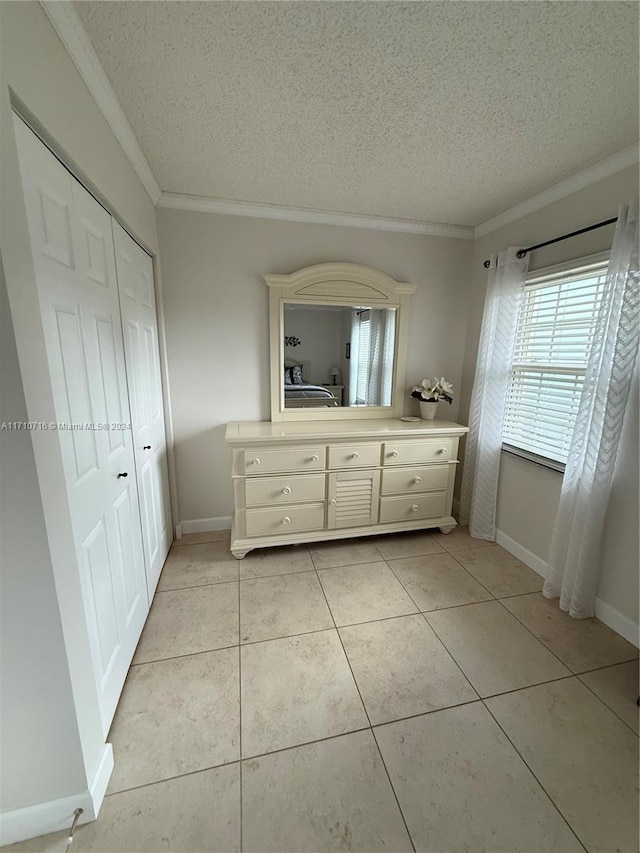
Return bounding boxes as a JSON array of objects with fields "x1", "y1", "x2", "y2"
[
  {"x1": 113, "y1": 222, "x2": 172, "y2": 598},
  {"x1": 14, "y1": 117, "x2": 149, "y2": 735}
]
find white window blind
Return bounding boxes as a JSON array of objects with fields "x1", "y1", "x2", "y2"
[
  {"x1": 502, "y1": 257, "x2": 609, "y2": 466},
  {"x1": 355, "y1": 311, "x2": 371, "y2": 404}
]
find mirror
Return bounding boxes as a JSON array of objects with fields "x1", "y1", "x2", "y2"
[
  {"x1": 283, "y1": 304, "x2": 397, "y2": 408},
  {"x1": 265, "y1": 263, "x2": 415, "y2": 422}
]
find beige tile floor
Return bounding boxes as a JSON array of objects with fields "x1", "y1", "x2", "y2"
[{"x1": 10, "y1": 528, "x2": 639, "y2": 853}]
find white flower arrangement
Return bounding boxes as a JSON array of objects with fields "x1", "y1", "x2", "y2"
[{"x1": 410, "y1": 377, "x2": 454, "y2": 404}]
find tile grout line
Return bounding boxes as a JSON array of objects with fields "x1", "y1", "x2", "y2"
[
  {"x1": 104, "y1": 760, "x2": 243, "y2": 799},
  {"x1": 481, "y1": 699, "x2": 590, "y2": 853},
  {"x1": 158, "y1": 577, "x2": 240, "y2": 593},
  {"x1": 442, "y1": 545, "x2": 503, "y2": 600},
  {"x1": 573, "y1": 655, "x2": 640, "y2": 676},
  {"x1": 310, "y1": 550, "x2": 418, "y2": 853},
  {"x1": 381, "y1": 553, "x2": 482, "y2": 700},
  {"x1": 370, "y1": 726, "x2": 417, "y2": 853},
  {"x1": 575, "y1": 669, "x2": 640, "y2": 738},
  {"x1": 497, "y1": 595, "x2": 640, "y2": 686},
  {"x1": 135, "y1": 589, "x2": 564, "y2": 670},
  {"x1": 494, "y1": 596, "x2": 588, "y2": 674}
]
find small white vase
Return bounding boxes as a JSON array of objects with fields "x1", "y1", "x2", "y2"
[{"x1": 419, "y1": 401, "x2": 438, "y2": 420}]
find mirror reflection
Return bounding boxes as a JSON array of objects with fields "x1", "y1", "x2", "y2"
[{"x1": 283, "y1": 304, "x2": 397, "y2": 409}]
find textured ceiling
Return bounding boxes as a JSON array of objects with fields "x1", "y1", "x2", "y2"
[{"x1": 75, "y1": 1, "x2": 639, "y2": 226}]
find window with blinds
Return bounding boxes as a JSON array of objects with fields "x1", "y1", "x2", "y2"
[
  {"x1": 502, "y1": 256, "x2": 609, "y2": 467},
  {"x1": 355, "y1": 311, "x2": 371, "y2": 404}
]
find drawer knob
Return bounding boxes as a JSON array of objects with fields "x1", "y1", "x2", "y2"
[
  {"x1": 282, "y1": 516, "x2": 291, "y2": 525},
  {"x1": 411, "y1": 504, "x2": 420, "y2": 512},
  {"x1": 251, "y1": 458, "x2": 261, "y2": 466},
  {"x1": 390, "y1": 450, "x2": 399, "y2": 458},
  {"x1": 413, "y1": 476, "x2": 422, "y2": 485},
  {"x1": 438, "y1": 448, "x2": 448, "y2": 455},
  {"x1": 329, "y1": 498, "x2": 337, "y2": 506},
  {"x1": 351, "y1": 452, "x2": 360, "y2": 460},
  {"x1": 311, "y1": 455, "x2": 319, "y2": 463},
  {"x1": 282, "y1": 486, "x2": 292, "y2": 495}
]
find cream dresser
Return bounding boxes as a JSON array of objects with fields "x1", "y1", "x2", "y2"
[{"x1": 226, "y1": 418, "x2": 468, "y2": 558}]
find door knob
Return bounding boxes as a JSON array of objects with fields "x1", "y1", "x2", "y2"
[
  {"x1": 143, "y1": 445, "x2": 151, "y2": 450},
  {"x1": 117, "y1": 472, "x2": 128, "y2": 478},
  {"x1": 329, "y1": 498, "x2": 337, "y2": 506}
]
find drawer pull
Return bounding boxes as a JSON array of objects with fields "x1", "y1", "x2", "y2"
[
  {"x1": 329, "y1": 498, "x2": 337, "y2": 506},
  {"x1": 390, "y1": 450, "x2": 399, "y2": 458},
  {"x1": 438, "y1": 448, "x2": 448, "y2": 455},
  {"x1": 351, "y1": 452, "x2": 360, "y2": 460},
  {"x1": 282, "y1": 486, "x2": 292, "y2": 495},
  {"x1": 411, "y1": 504, "x2": 420, "y2": 512},
  {"x1": 311, "y1": 455, "x2": 319, "y2": 463},
  {"x1": 413, "y1": 476, "x2": 422, "y2": 485},
  {"x1": 282, "y1": 516, "x2": 291, "y2": 525},
  {"x1": 251, "y1": 458, "x2": 261, "y2": 466}
]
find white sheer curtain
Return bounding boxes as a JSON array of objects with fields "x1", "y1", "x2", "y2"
[
  {"x1": 544, "y1": 202, "x2": 640, "y2": 618},
  {"x1": 460, "y1": 248, "x2": 529, "y2": 539},
  {"x1": 348, "y1": 309, "x2": 395, "y2": 406}
]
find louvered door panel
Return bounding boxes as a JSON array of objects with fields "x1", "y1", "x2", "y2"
[{"x1": 327, "y1": 469, "x2": 380, "y2": 529}]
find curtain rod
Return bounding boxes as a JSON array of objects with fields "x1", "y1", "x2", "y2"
[{"x1": 482, "y1": 217, "x2": 618, "y2": 268}]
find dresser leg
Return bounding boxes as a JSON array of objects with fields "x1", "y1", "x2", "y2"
[
  {"x1": 232, "y1": 548, "x2": 249, "y2": 559},
  {"x1": 438, "y1": 524, "x2": 455, "y2": 535}
]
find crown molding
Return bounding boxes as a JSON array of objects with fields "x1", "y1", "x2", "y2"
[
  {"x1": 475, "y1": 143, "x2": 639, "y2": 239},
  {"x1": 157, "y1": 192, "x2": 474, "y2": 239},
  {"x1": 40, "y1": 1, "x2": 161, "y2": 205}
]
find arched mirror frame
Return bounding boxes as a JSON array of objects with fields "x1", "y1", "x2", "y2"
[{"x1": 265, "y1": 263, "x2": 416, "y2": 422}]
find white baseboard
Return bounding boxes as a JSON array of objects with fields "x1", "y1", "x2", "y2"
[
  {"x1": 496, "y1": 529, "x2": 640, "y2": 648},
  {"x1": 179, "y1": 516, "x2": 233, "y2": 535},
  {"x1": 0, "y1": 744, "x2": 113, "y2": 846},
  {"x1": 592, "y1": 599, "x2": 640, "y2": 649},
  {"x1": 89, "y1": 742, "x2": 113, "y2": 816},
  {"x1": 495, "y1": 530, "x2": 548, "y2": 578}
]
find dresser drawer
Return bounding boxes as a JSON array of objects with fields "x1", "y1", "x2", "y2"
[
  {"x1": 246, "y1": 503, "x2": 325, "y2": 538},
  {"x1": 245, "y1": 474, "x2": 325, "y2": 507},
  {"x1": 383, "y1": 439, "x2": 453, "y2": 466},
  {"x1": 244, "y1": 446, "x2": 325, "y2": 475},
  {"x1": 381, "y1": 465, "x2": 450, "y2": 496},
  {"x1": 328, "y1": 443, "x2": 381, "y2": 469},
  {"x1": 379, "y1": 492, "x2": 447, "y2": 524}
]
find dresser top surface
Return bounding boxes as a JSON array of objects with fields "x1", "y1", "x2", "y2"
[{"x1": 225, "y1": 418, "x2": 468, "y2": 444}]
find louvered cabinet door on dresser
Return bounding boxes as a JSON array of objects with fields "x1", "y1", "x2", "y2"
[{"x1": 226, "y1": 419, "x2": 468, "y2": 558}]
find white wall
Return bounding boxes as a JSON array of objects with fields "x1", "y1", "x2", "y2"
[
  {"x1": 461, "y1": 164, "x2": 639, "y2": 634},
  {"x1": 284, "y1": 306, "x2": 346, "y2": 386},
  {"x1": 157, "y1": 208, "x2": 472, "y2": 524},
  {"x1": 0, "y1": 0, "x2": 162, "y2": 831}
]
